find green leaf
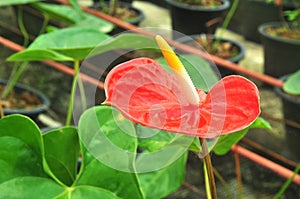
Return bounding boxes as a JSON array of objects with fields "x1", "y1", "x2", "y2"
[
  {"x1": 137, "y1": 125, "x2": 176, "y2": 152},
  {"x1": 283, "y1": 70, "x2": 300, "y2": 95},
  {"x1": 7, "y1": 27, "x2": 111, "y2": 61},
  {"x1": 67, "y1": 0, "x2": 85, "y2": 19},
  {"x1": 188, "y1": 137, "x2": 201, "y2": 152},
  {"x1": 77, "y1": 106, "x2": 144, "y2": 199},
  {"x1": 156, "y1": 54, "x2": 219, "y2": 92},
  {"x1": 0, "y1": 115, "x2": 45, "y2": 183},
  {"x1": 32, "y1": 3, "x2": 114, "y2": 33},
  {"x1": 0, "y1": 0, "x2": 40, "y2": 6},
  {"x1": 89, "y1": 33, "x2": 158, "y2": 58},
  {"x1": 7, "y1": 49, "x2": 74, "y2": 62},
  {"x1": 32, "y1": 2, "x2": 80, "y2": 24},
  {"x1": 0, "y1": 176, "x2": 122, "y2": 199},
  {"x1": 42, "y1": 126, "x2": 80, "y2": 186},
  {"x1": 213, "y1": 117, "x2": 271, "y2": 155},
  {"x1": 0, "y1": 176, "x2": 65, "y2": 199},
  {"x1": 59, "y1": 186, "x2": 121, "y2": 199},
  {"x1": 138, "y1": 151, "x2": 187, "y2": 199}
]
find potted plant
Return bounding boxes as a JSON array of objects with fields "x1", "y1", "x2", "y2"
[
  {"x1": 165, "y1": 0, "x2": 230, "y2": 38},
  {"x1": 91, "y1": 0, "x2": 145, "y2": 34},
  {"x1": 0, "y1": 72, "x2": 51, "y2": 119},
  {"x1": 0, "y1": 0, "x2": 114, "y2": 45},
  {"x1": 274, "y1": 70, "x2": 300, "y2": 161},
  {"x1": 258, "y1": 0, "x2": 300, "y2": 78},
  {"x1": 174, "y1": 0, "x2": 246, "y2": 77},
  {"x1": 0, "y1": 35, "x2": 269, "y2": 198}
]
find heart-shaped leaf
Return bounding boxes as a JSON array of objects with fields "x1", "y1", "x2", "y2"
[
  {"x1": 42, "y1": 126, "x2": 80, "y2": 186},
  {"x1": 0, "y1": 115, "x2": 45, "y2": 183},
  {"x1": 0, "y1": 176, "x2": 120, "y2": 199},
  {"x1": 7, "y1": 27, "x2": 111, "y2": 61},
  {"x1": 283, "y1": 70, "x2": 300, "y2": 95},
  {"x1": 77, "y1": 106, "x2": 144, "y2": 199},
  {"x1": 138, "y1": 151, "x2": 188, "y2": 199},
  {"x1": 213, "y1": 117, "x2": 271, "y2": 155}
]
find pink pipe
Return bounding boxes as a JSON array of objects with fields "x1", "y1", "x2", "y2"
[{"x1": 231, "y1": 145, "x2": 300, "y2": 185}]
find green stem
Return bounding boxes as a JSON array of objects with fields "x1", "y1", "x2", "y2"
[
  {"x1": 213, "y1": 0, "x2": 239, "y2": 51},
  {"x1": 77, "y1": 75, "x2": 87, "y2": 112},
  {"x1": 200, "y1": 138, "x2": 217, "y2": 199},
  {"x1": 37, "y1": 14, "x2": 49, "y2": 36},
  {"x1": 17, "y1": 5, "x2": 29, "y2": 47},
  {"x1": 1, "y1": 62, "x2": 29, "y2": 99},
  {"x1": 274, "y1": 162, "x2": 300, "y2": 199},
  {"x1": 203, "y1": 163, "x2": 212, "y2": 199},
  {"x1": 66, "y1": 60, "x2": 80, "y2": 126},
  {"x1": 213, "y1": 167, "x2": 232, "y2": 199}
]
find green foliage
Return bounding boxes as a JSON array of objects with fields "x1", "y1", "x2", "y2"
[
  {"x1": 0, "y1": 0, "x2": 40, "y2": 6},
  {"x1": 213, "y1": 117, "x2": 271, "y2": 155},
  {"x1": 284, "y1": 9, "x2": 300, "y2": 25},
  {"x1": 138, "y1": 151, "x2": 188, "y2": 199},
  {"x1": 7, "y1": 32, "x2": 158, "y2": 62},
  {"x1": 0, "y1": 110, "x2": 189, "y2": 198},
  {"x1": 7, "y1": 27, "x2": 110, "y2": 61},
  {"x1": 283, "y1": 70, "x2": 300, "y2": 95},
  {"x1": 156, "y1": 54, "x2": 219, "y2": 92},
  {"x1": 32, "y1": 2, "x2": 114, "y2": 33},
  {"x1": 43, "y1": 127, "x2": 80, "y2": 186}
]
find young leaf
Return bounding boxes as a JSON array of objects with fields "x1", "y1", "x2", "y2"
[
  {"x1": 7, "y1": 27, "x2": 111, "y2": 61},
  {"x1": 32, "y1": 2, "x2": 114, "y2": 33},
  {"x1": 77, "y1": 106, "x2": 144, "y2": 199},
  {"x1": 89, "y1": 33, "x2": 158, "y2": 58},
  {"x1": 213, "y1": 117, "x2": 271, "y2": 155},
  {"x1": 0, "y1": 115, "x2": 45, "y2": 183},
  {"x1": 283, "y1": 70, "x2": 300, "y2": 95},
  {"x1": 42, "y1": 126, "x2": 80, "y2": 186},
  {"x1": 138, "y1": 151, "x2": 188, "y2": 199}
]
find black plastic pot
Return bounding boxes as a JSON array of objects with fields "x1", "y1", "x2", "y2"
[
  {"x1": 274, "y1": 75, "x2": 300, "y2": 161},
  {"x1": 141, "y1": 0, "x2": 168, "y2": 8},
  {"x1": 175, "y1": 34, "x2": 246, "y2": 77},
  {"x1": 258, "y1": 22, "x2": 300, "y2": 78},
  {"x1": 92, "y1": 1, "x2": 145, "y2": 35},
  {"x1": 1, "y1": 80, "x2": 51, "y2": 119},
  {"x1": 230, "y1": 0, "x2": 280, "y2": 43},
  {"x1": 165, "y1": 0, "x2": 230, "y2": 39}
]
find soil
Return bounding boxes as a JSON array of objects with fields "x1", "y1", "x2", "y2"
[
  {"x1": 266, "y1": 26, "x2": 300, "y2": 40},
  {"x1": 0, "y1": 85, "x2": 42, "y2": 110},
  {"x1": 195, "y1": 36, "x2": 239, "y2": 60},
  {"x1": 94, "y1": 2, "x2": 138, "y2": 21},
  {"x1": 174, "y1": 0, "x2": 222, "y2": 7}
]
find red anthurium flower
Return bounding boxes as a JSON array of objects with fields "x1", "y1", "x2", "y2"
[{"x1": 104, "y1": 37, "x2": 260, "y2": 138}]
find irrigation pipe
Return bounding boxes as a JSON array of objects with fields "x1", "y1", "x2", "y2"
[
  {"x1": 0, "y1": 4, "x2": 299, "y2": 185},
  {"x1": 0, "y1": 36, "x2": 104, "y2": 89},
  {"x1": 231, "y1": 145, "x2": 300, "y2": 185}
]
